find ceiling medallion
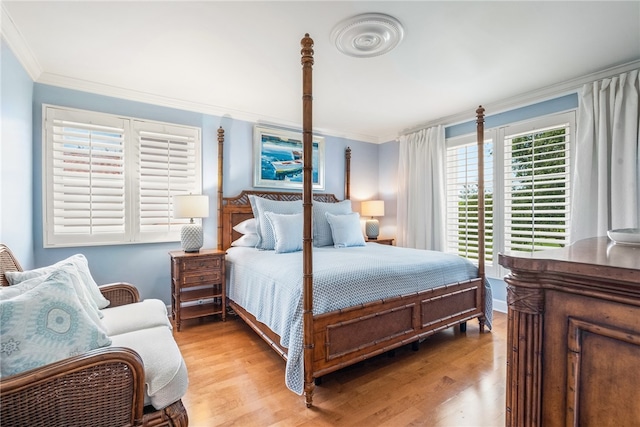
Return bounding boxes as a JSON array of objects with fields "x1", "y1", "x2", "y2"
[{"x1": 331, "y1": 13, "x2": 404, "y2": 58}]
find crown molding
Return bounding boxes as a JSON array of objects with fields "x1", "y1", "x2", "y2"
[
  {"x1": 34, "y1": 71, "x2": 380, "y2": 144},
  {"x1": 399, "y1": 59, "x2": 640, "y2": 137},
  {"x1": 1, "y1": 4, "x2": 42, "y2": 81}
]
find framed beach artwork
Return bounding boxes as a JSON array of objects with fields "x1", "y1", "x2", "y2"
[{"x1": 253, "y1": 125, "x2": 325, "y2": 190}]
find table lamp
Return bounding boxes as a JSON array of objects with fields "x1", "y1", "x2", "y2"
[
  {"x1": 173, "y1": 194, "x2": 209, "y2": 252},
  {"x1": 361, "y1": 200, "x2": 384, "y2": 240}
]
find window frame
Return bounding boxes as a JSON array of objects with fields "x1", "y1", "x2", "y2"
[
  {"x1": 445, "y1": 110, "x2": 575, "y2": 278},
  {"x1": 42, "y1": 104, "x2": 202, "y2": 248}
]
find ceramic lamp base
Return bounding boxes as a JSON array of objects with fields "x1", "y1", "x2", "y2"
[
  {"x1": 365, "y1": 219, "x2": 379, "y2": 240},
  {"x1": 181, "y1": 223, "x2": 203, "y2": 252}
]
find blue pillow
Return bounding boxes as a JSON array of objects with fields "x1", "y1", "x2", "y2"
[
  {"x1": 264, "y1": 212, "x2": 303, "y2": 253},
  {"x1": 325, "y1": 212, "x2": 366, "y2": 248},
  {"x1": 313, "y1": 200, "x2": 352, "y2": 247},
  {"x1": 0, "y1": 269, "x2": 112, "y2": 378},
  {"x1": 249, "y1": 195, "x2": 303, "y2": 250}
]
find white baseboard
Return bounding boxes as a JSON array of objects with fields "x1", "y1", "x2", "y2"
[{"x1": 492, "y1": 298, "x2": 507, "y2": 313}]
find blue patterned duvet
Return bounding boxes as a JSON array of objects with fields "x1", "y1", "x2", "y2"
[{"x1": 226, "y1": 243, "x2": 492, "y2": 394}]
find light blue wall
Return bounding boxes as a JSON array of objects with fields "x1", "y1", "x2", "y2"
[
  {"x1": 28, "y1": 84, "x2": 376, "y2": 303},
  {"x1": 1, "y1": 40, "x2": 34, "y2": 268},
  {"x1": 446, "y1": 94, "x2": 578, "y2": 138}
]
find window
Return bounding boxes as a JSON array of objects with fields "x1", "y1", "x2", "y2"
[
  {"x1": 503, "y1": 123, "x2": 571, "y2": 253},
  {"x1": 445, "y1": 112, "x2": 574, "y2": 277},
  {"x1": 446, "y1": 137, "x2": 494, "y2": 265},
  {"x1": 43, "y1": 105, "x2": 202, "y2": 247}
]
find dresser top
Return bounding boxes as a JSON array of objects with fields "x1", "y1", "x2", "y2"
[
  {"x1": 169, "y1": 248, "x2": 225, "y2": 258},
  {"x1": 499, "y1": 237, "x2": 640, "y2": 285}
]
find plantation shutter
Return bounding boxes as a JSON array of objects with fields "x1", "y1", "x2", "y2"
[
  {"x1": 503, "y1": 123, "x2": 571, "y2": 252},
  {"x1": 445, "y1": 139, "x2": 494, "y2": 264},
  {"x1": 134, "y1": 121, "x2": 201, "y2": 239},
  {"x1": 44, "y1": 105, "x2": 202, "y2": 247},
  {"x1": 45, "y1": 108, "x2": 127, "y2": 246}
]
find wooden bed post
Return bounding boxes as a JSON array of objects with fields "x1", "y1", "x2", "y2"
[
  {"x1": 345, "y1": 147, "x2": 351, "y2": 200},
  {"x1": 217, "y1": 126, "x2": 225, "y2": 251},
  {"x1": 301, "y1": 33, "x2": 315, "y2": 408},
  {"x1": 476, "y1": 106, "x2": 486, "y2": 332}
]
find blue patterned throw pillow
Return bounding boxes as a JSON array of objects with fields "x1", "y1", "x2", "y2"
[{"x1": 0, "y1": 269, "x2": 112, "y2": 378}]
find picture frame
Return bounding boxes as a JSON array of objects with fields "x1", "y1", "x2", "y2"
[{"x1": 253, "y1": 125, "x2": 325, "y2": 190}]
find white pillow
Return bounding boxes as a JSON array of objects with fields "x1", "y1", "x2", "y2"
[
  {"x1": 265, "y1": 212, "x2": 303, "y2": 253},
  {"x1": 0, "y1": 275, "x2": 44, "y2": 300},
  {"x1": 0, "y1": 268, "x2": 112, "y2": 378},
  {"x1": 231, "y1": 233, "x2": 260, "y2": 247},
  {"x1": 5, "y1": 254, "x2": 110, "y2": 309},
  {"x1": 325, "y1": 212, "x2": 366, "y2": 248},
  {"x1": 232, "y1": 218, "x2": 257, "y2": 235},
  {"x1": 249, "y1": 195, "x2": 302, "y2": 250},
  {"x1": 313, "y1": 200, "x2": 352, "y2": 247},
  {"x1": 1, "y1": 263, "x2": 105, "y2": 328}
]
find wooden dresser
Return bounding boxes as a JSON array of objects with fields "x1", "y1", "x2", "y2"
[{"x1": 499, "y1": 237, "x2": 640, "y2": 426}]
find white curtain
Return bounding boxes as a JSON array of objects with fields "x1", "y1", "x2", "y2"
[
  {"x1": 570, "y1": 69, "x2": 640, "y2": 242},
  {"x1": 397, "y1": 125, "x2": 446, "y2": 250}
]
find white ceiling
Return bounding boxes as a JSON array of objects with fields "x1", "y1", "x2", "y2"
[{"x1": 3, "y1": 1, "x2": 640, "y2": 143}]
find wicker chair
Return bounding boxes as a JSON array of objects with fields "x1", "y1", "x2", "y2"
[{"x1": 0, "y1": 244, "x2": 188, "y2": 427}]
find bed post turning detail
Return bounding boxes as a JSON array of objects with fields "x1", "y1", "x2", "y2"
[
  {"x1": 300, "y1": 33, "x2": 316, "y2": 408},
  {"x1": 476, "y1": 106, "x2": 486, "y2": 332},
  {"x1": 345, "y1": 147, "x2": 351, "y2": 200},
  {"x1": 217, "y1": 126, "x2": 225, "y2": 251}
]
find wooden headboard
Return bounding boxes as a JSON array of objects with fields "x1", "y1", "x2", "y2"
[{"x1": 220, "y1": 190, "x2": 340, "y2": 250}]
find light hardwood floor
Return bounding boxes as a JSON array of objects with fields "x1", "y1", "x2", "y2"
[{"x1": 173, "y1": 311, "x2": 507, "y2": 427}]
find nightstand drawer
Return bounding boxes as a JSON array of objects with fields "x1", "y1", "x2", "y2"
[
  {"x1": 181, "y1": 257, "x2": 222, "y2": 272},
  {"x1": 180, "y1": 270, "x2": 222, "y2": 286}
]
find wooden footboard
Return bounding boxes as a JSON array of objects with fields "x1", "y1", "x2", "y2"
[
  {"x1": 312, "y1": 278, "x2": 484, "y2": 377},
  {"x1": 228, "y1": 277, "x2": 484, "y2": 381}
]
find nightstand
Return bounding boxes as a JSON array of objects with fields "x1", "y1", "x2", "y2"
[
  {"x1": 169, "y1": 249, "x2": 225, "y2": 331},
  {"x1": 366, "y1": 238, "x2": 394, "y2": 245}
]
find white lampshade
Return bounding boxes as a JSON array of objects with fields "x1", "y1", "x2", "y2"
[
  {"x1": 173, "y1": 194, "x2": 209, "y2": 219},
  {"x1": 172, "y1": 194, "x2": 209, "y2": 253},
  {"x1": 361, "y1": 200, "x2": 385, "y2": 218}
]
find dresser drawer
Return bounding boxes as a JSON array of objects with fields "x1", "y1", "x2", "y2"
[
  {"x1": 180, "y1": 270, "x2": 222, "y2": 286},
  {"x1": 180, "y1": 257, "x2": 222, "y2": 272}
]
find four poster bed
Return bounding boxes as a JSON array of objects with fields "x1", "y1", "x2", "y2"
[{"x1": 216, "y1": 34, "x2": 490, "y2": 407}]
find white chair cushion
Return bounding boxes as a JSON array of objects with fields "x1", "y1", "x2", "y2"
[
  {"x1": 100, "y1": 299, "x2": 171, "y2": 336},
  {"x1": 109, "y1": 325, "x2": 187, "y2": 409}
]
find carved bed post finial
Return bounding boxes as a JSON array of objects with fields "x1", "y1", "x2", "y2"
[
  {"x1": 301, "y1": 32, "x2": 316, "y2": 408},
  {"x1": 217, "y1": 126, "x2": 225, "y2": 251},
  {"x1": 301, "y1": 33, "x2": 314, "y2": 68}
]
